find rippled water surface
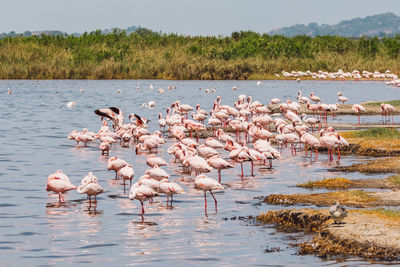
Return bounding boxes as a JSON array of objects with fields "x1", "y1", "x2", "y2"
[{"x1": 1, "y1": 80, "x2": 399, "y2": 266}]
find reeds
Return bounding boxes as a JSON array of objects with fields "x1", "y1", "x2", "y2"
[{"x1": 0, "y1": 32, "x2": 400, "y2": 79}]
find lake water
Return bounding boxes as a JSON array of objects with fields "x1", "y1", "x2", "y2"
[{"x1": 0, "y1": 80, "x2": 399, "y2": 266}]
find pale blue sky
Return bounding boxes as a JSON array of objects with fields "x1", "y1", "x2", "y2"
[{"x1": 2, "y1": 0, "x2": 400, "y2": 35}]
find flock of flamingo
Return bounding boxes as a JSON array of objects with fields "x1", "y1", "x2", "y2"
[
  {"x1": 46, "y1": 87, "x2": 396, "y2": 218},
  {"x1": 281, "y1": 69, "x2": 398, "y2": 83}
]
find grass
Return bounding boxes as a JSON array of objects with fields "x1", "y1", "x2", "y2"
[
  {"x1": 298, "y1": 177, "x2": 353, "y2": 189},
  {"x1": 1, "y1": 32, "x2": 400, "y2": 79},
  {"x1": 339, "y1": 128, "x2": 400, "y2": 155},
  {"x1": 339, "y1": 157, "x2": 400, "y2": 173},
  {"x1": 388, "y1": 174, "x2": 400, "y2": 186},
  {"x1": 365, "y1": 100, "x2": 400, "y2": 107},
  {"x1": 264, "y1": 190, "x2": 378, "y2": 207},
  {"x1": 341, "y1": 128, "x2": 400, "y2": 139},
  {"x1": 359, "y1": 208, "x2": 400, "y2": 219}
]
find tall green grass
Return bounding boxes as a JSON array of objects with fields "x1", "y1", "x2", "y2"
[
  {"x1": 1, "y1": 31, "x2": 400, "y2": 79},
  {"x1": 365, "y1": 100, "x2": 400, "y2": 107},
  {"x1": 348, "y1": 128, "x2": 400, "y2": 139}
]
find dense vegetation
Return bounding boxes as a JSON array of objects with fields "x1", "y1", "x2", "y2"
[
  {"x1": 1, "y1": 30, "x2": 400, "y2": 79},
  {"x1": 269, "y1": 13, "x2": 400, "y2": 37}
]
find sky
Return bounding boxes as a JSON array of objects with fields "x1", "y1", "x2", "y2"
[{"x1": 2, "y1": 0, "x2": 400, "y2": 35}]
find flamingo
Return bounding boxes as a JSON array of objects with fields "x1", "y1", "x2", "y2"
[
  {"x1": 146, "y1": 155, "x2": 167, "y2": 168},
  {"x1": 229, "y1": 146, "x2": 253, "y2": 180},
  {"x1": 135, "y1": 137, "x2": 160, "y2": 154},
  {"x1": 300, "y1": 114, "x2": 320, "y2": 132},
  {"x1": 76, "y1": 129, "x2": 95, "y2": 147},
  {"x1": 310, "y1": 92, "x2": 321, "y2": 103},
  {"x1": 381, "y1": 103, "x2": 395, "y2": 124},
  {"x1": 159, "y1": 179, "x2": 185, "y2": 206},
  {"x1": 204, "y1": 138, "x2": 224, "y2": 149},
  {"x1": 337, "y1": 92, "x2": 348, "y2": 105},
  {"x1": 77, "y1": 172, "x2": 105, "y2": 202},
  {"x1": 352, "y1": 104, "x2": 365, "y2": 125},
  {"x1": 183, "y1": 155, "x2": 213, "y2": 176},
  {"x1": 158, "y1": 113, "x2": 166, "y2": 131},
  {"x1": 206, "y1": 155, "x2": 234, "y2": 183},
  {"x1": 129, "y1": 182, "x2": 158, "y2": 217},
  {"x1": 138, "y1": 175, "x2": 160, "y2": 193},
  {"x1": 117, "y1": 164, "x2": 135, "y2": 192},
  {"x1": 319, "y1": 131, "x2": 343, "y2": 161},
  {"x1": 67, "y1": 101, "x2": 76, "y2": 108},
  {"x1": 300, "y1": 131, "x2": 320, "y2": 159},
  {"x1": 297, "y1": 91, "x2": 310, "y2": 104},
  {"x1": 145, "y1": 165, "x2": 170, "y2": 181},
  {"x1": 194, "y1": 174, "x2": 224, "y2": 216},
  {"x1": 94, "y1": 107, "x2": 123, "y2": 130},
  {"x1": 107, "y1": 157, "x2": 128, "y2": 178},
  {"x1": 98, "y1": 141, "x2": 110, "y2": 156},
  {"x1": 46, "y1": 170, "x2": 77, "y2": 202},
  {"x1": 197, "y1": 144, "x2": 219, "y2": 158}
]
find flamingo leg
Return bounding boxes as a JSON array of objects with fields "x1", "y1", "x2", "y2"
[
  {"x1": 240, "y1": 162, "x2": 244, "y2": 180},
  {"x1": 171, "y1": 195, "x2": 173, "y2": 206},
  {"x1": 337, "y1": 148, "x2": 341, "y2": 160},
  {"x1": 141, "y1": 201, "x2": 145, "y2": 215},
  {"x1": 218, "y1": 169, "x2": 221, "y2": 183},
  {"x1": 316, "y1": 149, "x2": 319, "y2": 160},
  {"x1": 251, "y1": 161, "x2": 254, "y2": 177},
  {"x1": 210, "y1": 191, "x2": 218, "y2": 213},
  {"x1": 269, "y1": 159, "x2": 272, "y2": 169},
  {"x1": 204, "y1": 191, "x2": 208, "y2": 217},
  {"x1": 58, "y1": 193, "x2": 62, "y2": 202},
  {"x1": 166, "y1": 196, "x2": 169, "y2": 207}
]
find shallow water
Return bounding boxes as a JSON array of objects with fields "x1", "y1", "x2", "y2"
[{"x1": 0, "y1": 80, "x2": 399, "y2": 266}]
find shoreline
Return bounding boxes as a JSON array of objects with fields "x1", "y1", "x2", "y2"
[
  {"x1": 258, "y1": 209, "x2": 400, "y2": 261},
  {"x1": 0, "y1": 77, "x2": 396, "y2": 81}
]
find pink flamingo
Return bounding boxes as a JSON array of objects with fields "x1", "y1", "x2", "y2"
[
  {"x1": 204, "y1": 138, "x2": 224, "y2": 149},
  {"x1": 135, "y1": 137, "x2": 160, "y2": 154},
  {"x1": 158, "y1": 113, "x2": 166, "y2": 131},
  {"x1": 381, "y1": 103, "x2": 395, "y2": 124},
  {"x1": 145, "y1": 165, "x2": 170, "y2": 181},
  {"x1": 206, "y1": 155, "x2": 234, "y2": 183},
  {"x1": 337, "y1": 92, "x2": 348, "y2": 105},
  {"x1": 146, "y1": 155, "x2": 167, "y2": 168},
  {"x1": 77, "y1": 173, "x2": 105, "y2": 202},
  {"x1": 319, "y1": 130, "x2": 343, "y2": 161},
  {"x1": 159, "y1": 179, "x2": 185, "y2": 206},
  {"x1": 107, "y1": 157, "x2": 128, "y2": 178},
  {"x1": 99, "y1": 141, "x2": 110, "y2": 155},
  {"x1": 183, "y1": 155, "x2": 213, "y2": 176},
  {"x1": 46, "y1": 170, "x2": 77, "y2": 202},
  {"x1": 300, "y1": 114, "x2": 320, "y2": 132},
  {"x1": 352, "y1": 104, "x2": 365, "y2": 125},
  {"x1": 300, "y1": 131, "x2": 321, "y2": 160},
  {"x1": 117, "y1": 164, "x2": 135, "y2": 192},
  {"x1": 197, "y1": 144, "x2": 219, "y2": 158},
  {"x1": 310, "y1": 92, "x2": 321, "y2": 103},
  {"x1": 129, "y1": 182, "x2": 158, "y2": 217},
  {"x1": 194, "y1": 174, "x2": 224, "y2": 217}
]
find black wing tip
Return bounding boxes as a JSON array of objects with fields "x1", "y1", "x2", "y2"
[{"x1": 109, "y1": 107, "x2": 120, "y2": 114}]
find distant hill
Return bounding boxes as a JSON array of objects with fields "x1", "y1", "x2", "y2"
[
  {"x1": 0, "y1": 25, "x2": 152, "y2": 38},
  {"x1": 268, "y1": 12, "x2": 400, "y2": 37}
]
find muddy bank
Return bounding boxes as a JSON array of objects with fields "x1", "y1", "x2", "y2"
[
  {"x1": 298, "y1": 177, "x2": 400, "y2": 190},
  {"x1": 258, "y1": 209, "x2": 400, "y2": 261},
  {"x1": 336, "y1": 157, "x2": 400, "y2": 173},
  {"x1": 263, "y1": 190, "x2": 400, "y2": 208}
]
